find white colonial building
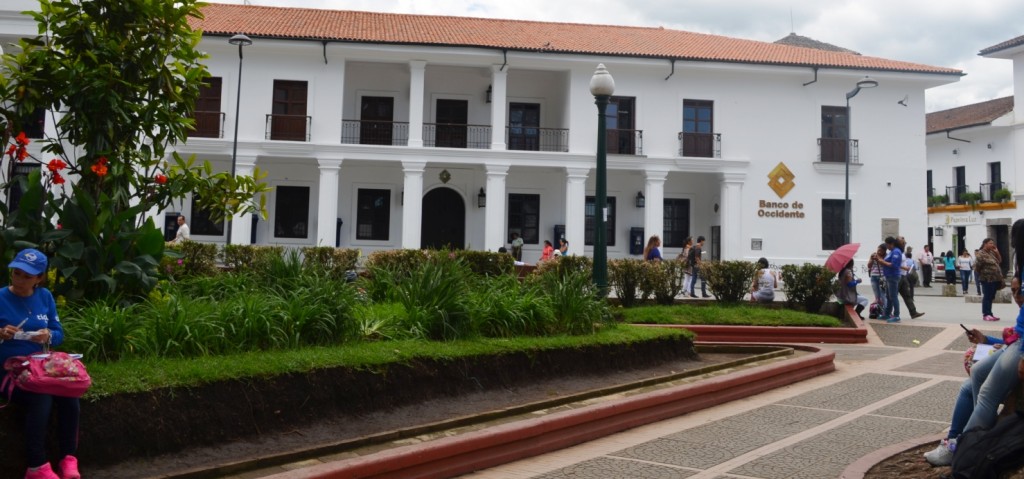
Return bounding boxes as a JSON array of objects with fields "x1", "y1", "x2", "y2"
[
  {"x1": 2, "y1": 2, "x2": 962, "y2": 265},
  {"x1": 926, "y1": 34, "x2": 1024, "y2": 271}
]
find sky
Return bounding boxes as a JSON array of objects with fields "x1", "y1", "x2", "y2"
[{"x1": 220, "y1": 0, "x2": 1023, "y2": 113}]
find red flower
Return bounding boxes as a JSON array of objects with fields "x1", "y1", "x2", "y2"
[
  {"x1": 91, "y1": 156, "x2": 109, "y2": 177},
  {"x1": 14, "y1": 132, "x2": 28, "y2": 146},
  {"x1": 52, "y1": 171, "x2": 65, "y2": 185},
  {"x1": 16, "y1": 148, "x2": 27, "y2": 161},
  {"x1": 47, "y1": 159, "x2": 67, "y2": 172},
  {"x1": 5, "y1": 145, "x2": 14, "y2": 156},
  {"x1": 154, "y1": 174, "x2": 167, "y2": 184}
]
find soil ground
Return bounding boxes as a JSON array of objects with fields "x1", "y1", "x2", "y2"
[
  {"x1": 86, "y1": 352, "x2": 750, "y2": 479},
  {"x1": 864, "y1": 442, "x2": 1024, "y2": 479}
]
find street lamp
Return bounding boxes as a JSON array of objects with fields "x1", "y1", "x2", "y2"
[
  {"x1": 843, "y1": 75, "x2": 877, "y2": 244},
  {"x1": 590, "y1": 64, "x2": 615, "y2": 295},
  {"x1": 226, "y1": 33, "x2": 252, "y2": 246}
]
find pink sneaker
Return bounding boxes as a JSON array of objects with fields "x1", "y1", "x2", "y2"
[
  {"x1": 24, "y1": 462, "x2": 59, "y2": 479},
  {"x1": 58, "y1": 456, "x2": 80, "y2": 479},
  {"x1": 983, "y1": 315, "x2": 1000, "y2": 322}
]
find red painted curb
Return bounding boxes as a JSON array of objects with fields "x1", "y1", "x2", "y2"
[
  {"x1": 635, "y1": 305, "x2": 869, "y2": 344},
  {"x1": 266, "y1": 345, "x2": 836, "y2": 479}
]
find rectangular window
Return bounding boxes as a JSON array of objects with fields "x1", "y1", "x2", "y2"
[
  {"x1": 507, "y1": 193, "x2": 540, "y2": 244},
  {"x1": 274, "y1": 186, "x2": 310, "y2": 239},
  {"x1": 584, "y1": 196, "x2": 616, "y2": 246},
  {"x1": 682, "y1": 100, "x2": 714, "y2": 157},
  {"x1": 7, "y1": 163, "x2": 40, "y2": 213},
  {"x1": 926, "y1": 169, "x2": 933, "y2": 198},
  {"x1": 663, "y1": 198, "x2": 691, "y2": 248},
  {"x1": 270, "y1": 80, "x2": 309, "y2": 141},
  {"x1": 508, "y1": 103, "x2": 541, "y2": 151},
  {"x1": 822, "y1": 199, "x2": 846, "y2": 250},
  {"x1": 22, "y1": 108, "x2": 45, "y2": 139},
  {"x1": 435, "y1": 99, "x2": 469, "y2": 148},
  {"x1": 820, "y1": 106, "x2": 849, "y2": 163},
  {"x1": 190, "y1": 194, "x2": 225, "y2": 236},
  {"x1": 356, "y1": 189, "x2": 391, "y2": 240},
  {"x1": 360, "y1": 96, "x2": 395, "y2": 145},
  {"x1": 191, "y1": 77, "x2": 222, "y2": 138},
  {"x1": 607, "y1": 96, "x2": 636, "y2": 154},
  {"x1": 953, "y1": 165, "x2": 966, "y2": 203}
]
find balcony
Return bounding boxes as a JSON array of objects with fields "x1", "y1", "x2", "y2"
[
  {"x1": 341, "y1": 120, "x2": 409, "y2": 146},
  {"x1": 505, "y1": 127, "x2": 569, "y2": 152},
  {"x1": 189, "y1": 111, "x2": 225, "y2": 139},
  {"x1": 606, "y1": 129, "x2": 643, "y2": 155},
  {"x1": 980, "y1": 181, "x2": 1008, "y2": 202},
  {"x1": 945, "y1": 185, "x2": 969, "y2": 205},
  {"x1": 677, "y1": 132, "x2": 721, "y2": 158},
  {"x1": 265, "y1": 114, "x2": 311, "y2": 141},
  {"x1": 423, "y1": 123, "x2": 491, "y2": 149},
  {"x1": 817, "y1": 138, "x2": 859, "y2": 164}
]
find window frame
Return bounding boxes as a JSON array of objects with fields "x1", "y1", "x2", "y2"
[
  {"x1": 355, "y1": 188, "x2": 392, "y2": 241},
  {"x1": 663, "y1": 198, "x2": 691, "y2": 248},
  {"x1": 507, "y1": 193, "x2": 540, "y2": 244},
  {"x1": 584, "y1": 196, "x2": 616, "y2": 246},
  {"x1": 821, "y1": 199, "x2": 846, "y2": 250},
  {"x1": 273, "y1": 185, "x2": 311, "y2": 240}
]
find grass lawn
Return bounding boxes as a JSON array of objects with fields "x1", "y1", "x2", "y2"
[
  {"x1": 84, "y1": 325, "x2": 693, "y2": 397},
  {"x1": 618, "y1": 304, "x2": 843, "y2": 327}
]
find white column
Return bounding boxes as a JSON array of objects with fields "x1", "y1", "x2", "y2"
[
  {"x1": 230, "y1": 155, "x2": 259, "y2": 245},
  {"x1": 484, "y1": 163, "x2": 510, "y2": 251},
  {"x1": 315, "y1": 157, "x2": 344, "y2": 247},
  {"x1": 311, "y1": 59, "x2": 345, "y2": 143},
  {"x1": 720, "y1": 172, "x2": 746, "y2": 260},
  {"x1": 643, "y1": 169, "x2": 669, "y2": 242},
  {"x1": 401, "y1": 161, "x2": 427, "y2": 248},
  {"x1": 489, "y1": 65, "x2": 508, "y2": 151},
  {"x1": 564, "y1": 167, "x2": 590, "y2": 255},
  {"x1": 408, "y1": 60, "x2": 426, "y2": 148}
]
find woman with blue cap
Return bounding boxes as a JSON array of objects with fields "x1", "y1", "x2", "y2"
[{"x1": 0, "y1": 249, "x2": 80, "y2": 479}]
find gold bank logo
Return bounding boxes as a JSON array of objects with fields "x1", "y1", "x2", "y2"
[{"x1": 767, "y1": 162, "x2": 795, "y2": 198}]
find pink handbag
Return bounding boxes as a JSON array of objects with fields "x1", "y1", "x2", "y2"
[{"x1": 2, "y1": 352, "x2": 91, "y2": 399}]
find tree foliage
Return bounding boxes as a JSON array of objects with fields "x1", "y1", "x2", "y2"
[{"x1": 0, "y1": 0, "x2": 270, "y2": 300}]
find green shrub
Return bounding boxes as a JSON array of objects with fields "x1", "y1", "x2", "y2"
[
  {"x1": 701, "y1": 260, "x2": 759, "y2": 303},
  {"x1": 536, "y1": 268, "x2": 612, "y2": 335},
  {"x1": 365, "y1": 249, "x2": 433, "y2": 277},
  {"x1": 453, "y1": 250, "x2": 516, "y2": 277},
  {"x1": 466, "y1": 274, "x2": 554, "y2": 337},
  {"x1": 351, "y1": 302, "x2": 408, "y2": 341},
  {"x1": 222, "y1": 245, "x2": 285, "y2": 273},
  {"x1": 394, "y1": 256, "x2": 474, "y2": 341},
  {"x1": 63, "y1": 300, "x2": 145, "y2": 361},
  {"x1": 609, "y1": 259, "x2": 646, "y2": 307},
  {"x1": 644, "y1": 260, "x2": 685, "y2": 305},
  {"x1": 533, "y1": 254, "x2": 593, "y2": 279},
  {"x1": 301, "y1": 246, "x2": 361, "y2": 280},
  {"x1": 781, "y1": 263, "x2": 835, "y2": 313}
]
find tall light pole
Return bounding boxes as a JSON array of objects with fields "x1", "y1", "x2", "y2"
[
  {"x1": 226, "y1": 33, "x2": 252, "y2": 246},
  {"x1": 590, "y1": 64, "x2": 615, "y2": 295},
  {"x1": 843, "y1": 75, "x2": 878, "y2": 245}
]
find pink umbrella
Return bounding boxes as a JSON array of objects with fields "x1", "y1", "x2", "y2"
[{"x1": 825, "y1": 243, "x2": 860, "y2": 273}]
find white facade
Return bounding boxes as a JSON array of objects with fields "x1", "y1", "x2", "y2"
[{"x1": 0, "y1": 4, "x2": 960, "y2": 266}]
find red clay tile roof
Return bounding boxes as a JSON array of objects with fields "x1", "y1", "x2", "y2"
[
  {"x1": 193, "y1": 3, "x2": 961, "y2": 76},
  {"x1": 926, "y1": 96, "x2": 1013, "y2": 134},
  {"x1": 980, "y1": 35, "x2": 1024, "y2": 56},
  {"x1": 774, "y1": 33, "x2": 859, "y2": 55}
]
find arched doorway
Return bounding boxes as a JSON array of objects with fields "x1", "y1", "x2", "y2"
[{"x1": 421, "y1": 187, "x2": 465, "y2": 249}]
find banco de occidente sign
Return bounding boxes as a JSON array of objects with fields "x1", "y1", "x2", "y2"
[{"x1": 759, "y1": 162, "x2": 806, "y2": 219}]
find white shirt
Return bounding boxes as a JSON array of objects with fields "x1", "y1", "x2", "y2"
[{"x1": 174, "y1": 223, "x2": 190, "y2": 242}]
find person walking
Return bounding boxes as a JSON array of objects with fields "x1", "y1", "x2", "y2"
[
  {"x1": 898, "y1": 242, "x2": 924, "y2": 319},
  {"x1": 687, "y1": 236, "x2": 709, "y2": 298},
  {"x1": 975, "y1": 238, "x2": 1004, "y2": 322},
  {"x1": 678, "y1": 237, "x2": 693, "y2": 297},
  {"x1": 643, "y1": 235, "x2": 663, "y2": 262},
  {"x1": 510, "y1": 233, "x2": 524, "y2": 262},
  {"x1": 958, "y1": 249, "x2": 974, "y2": 295},
  {"x1": 919, "y1": 244, "x2": 933, "y2": 287},
  {"x1": 172, "y1": 214, "x2": 190, "y2": 243}
]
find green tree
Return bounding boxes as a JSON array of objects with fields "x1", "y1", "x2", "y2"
[{"x1": 0, "y1": 0, "x2": 270, "y2": 300}]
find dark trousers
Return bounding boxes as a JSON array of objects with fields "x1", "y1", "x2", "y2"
[
  {"x1": 922, "y1": 264, "x2": 932, "y2": 286},
  {"x1": 945, "y1": 269, "x2": 956, "y2": 285},
  {"x1": 689, "y1": 265, "x2": 706, "y2": 296},
  {"x1": 5, "y1": 389, "x2": 79, "y2": 467},
  {"x1": 898, "y1": 276, "x2": 920, "y2": 316},
  {"x1": 981, "y1": 280, "x2": 999, "y2": 317}
]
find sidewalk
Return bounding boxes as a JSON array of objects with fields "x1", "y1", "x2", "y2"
[{"x1": 455, "y1": 289, "x2": 1011, "y2": 479}]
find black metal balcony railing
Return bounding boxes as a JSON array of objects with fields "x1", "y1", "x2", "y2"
[
  {"x1": 265, "y1": 114, "x2": 311, "y2": 141},
  {"x1": 946, "y1": 185, "x2": 969, "y2": 204},
  {"x1": 341, "y1": 119, "x2": 409, "y2": 146},
  {"x1": 423, "y1": 123, "x2": 491, "y2": 149},
  {"x1": 189, "y1": 111, "x2": 225, "y2": 139},
  {"x1": 817, "y1": 138, "x2": 859, "y2": 164},
  {"x1": 505, "y1": 127, "x2": 569, "y2": 152},
  {"x1": 606, "y1": 129, "x2": 643, "y2": 155},
  {"x1": 980, "y1": 181, "x2": 1006, "y2": 202},
  {"x1": 677, "y1": 132, "x2": 721, "y2": 158}
]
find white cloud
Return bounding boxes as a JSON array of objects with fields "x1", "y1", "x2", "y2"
[{"x1": 222, "y1": 0, "x2": 1021, "y2": 111}]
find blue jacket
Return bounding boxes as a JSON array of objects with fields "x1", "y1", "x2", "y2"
[
  {"x1": 883, "y1": 247, "x2": 903, "y2": 277},
  {"x1": 0, "y1": 287, "x2": 63, "y2": 365}
]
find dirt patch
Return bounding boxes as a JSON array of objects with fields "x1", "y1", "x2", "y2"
[{"x1": 863, "y1": 442, "x2": 1024, "y2": 479}]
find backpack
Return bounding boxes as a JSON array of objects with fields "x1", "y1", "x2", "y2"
[
  {"x1": 868, "y1": 302, "x2": 881, "y2": 319},
  {"x1": 950, "y1": 412, "x2": 1024, "y2": 479},
  {"x1": 2, "y1": 352, "x2": 91, "y2": 400}
]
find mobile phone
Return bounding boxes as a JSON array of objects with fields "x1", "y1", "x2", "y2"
[{"x1": 960, "y1": 324, "x2": 971, "y2": 335}]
